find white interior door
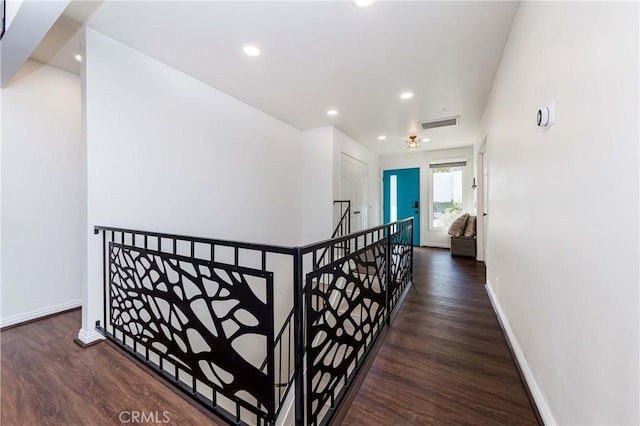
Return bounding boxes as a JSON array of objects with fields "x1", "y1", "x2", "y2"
[{"x1": 340, "y1": 153, "x2": 368, "y2": 233}]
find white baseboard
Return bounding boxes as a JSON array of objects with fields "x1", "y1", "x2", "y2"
[
  {"x1": 0, "y1": 299, "x2": 82, "y2": 329},
  {"x1": 77, "y1": 327, "x2": 105, "y2": 345},
  {"x1": 485, "y1": 284, "x2": 556, "y2": 425}
]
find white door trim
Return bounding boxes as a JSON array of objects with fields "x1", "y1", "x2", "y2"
[
  {"x1": 339, "y1": 152, "x2": 368, "y2": 232},
  {"x1": 476, "y1": 137, "x2": 488, "y2": 262}
]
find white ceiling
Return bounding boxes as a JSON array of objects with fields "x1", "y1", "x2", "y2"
[{"x1": 34, "y1": 1, "x2": 519, "y2": 154}]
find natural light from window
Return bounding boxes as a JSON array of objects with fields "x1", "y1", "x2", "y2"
[
  {"x1": 390, "y1": 175, "x2": 398, "y2": 222},
  {"x1": 432, "y1": 166, "x2": 463, "y2": 229}
]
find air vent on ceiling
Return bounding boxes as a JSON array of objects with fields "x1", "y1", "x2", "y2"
[{"x1": 419, "y1": 116, "x2": 460, "y2": 130}]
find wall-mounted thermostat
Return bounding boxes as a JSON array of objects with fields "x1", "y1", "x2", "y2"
[{"x1": 537, "y1": 99, "x2": 555, "y2": 130}]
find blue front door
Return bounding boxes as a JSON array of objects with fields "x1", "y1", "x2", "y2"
[{"x1": 383, "y1": 168, "x2": 420, "y2": 245}]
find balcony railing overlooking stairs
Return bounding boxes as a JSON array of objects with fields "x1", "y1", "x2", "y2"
[
  {"x1": 254, "y1": 200, "x2": 353, "y2": 415},
  {"x1": 94, "y1": 215, "x2": 413, "y2": 426},
  {"x1": 296, "y1": 218, "x2": 413, "y2": 426}
]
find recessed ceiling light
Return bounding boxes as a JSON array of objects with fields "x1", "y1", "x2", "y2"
[
  {"x1": 400, "y1": 92, "x2": 414, "y2": 99},
  {"x1": 353, "y1": 0, "x2": 374, "y2": 8},
  {"x1": 422, "y1": 138, "x2": 431, "y2": 142},
  {"x1": 243, "y1": 45, "x2": 260, "y2": 57},
  {"x1": 327, "y1": 109, "x2": 338, "y2": 116},
  {"x1": 74, "y1": 54, "x2": 82, "y2": 62},
  {"x1": 378, "y1": 135, "x2": 386, "y2": 140}
]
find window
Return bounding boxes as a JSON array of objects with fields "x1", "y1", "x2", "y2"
[
  {"x1": 430, "y1": 162, "x2": 465, "y2": 229},
  {"x1": 389, "y1": 175, "x2": 398, "y2": 222}
]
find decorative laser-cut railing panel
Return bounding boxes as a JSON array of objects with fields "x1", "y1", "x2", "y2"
[
  {"x1": 304, "y1": 239, "x2": 387, "y2": 426},
  {"x1": 389, "y1": 223, "x2": 413, "y2": 313},
  {"x1": 108, "y1": 242, "x2": 275, "y2": 420},
  {"x1": 95, "y1": 218, "x2": 413, "y2": 426}
]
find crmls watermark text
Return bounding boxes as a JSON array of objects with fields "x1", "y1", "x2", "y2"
[{"x1": 118, "y1": 411, "x2": 170, "y2": 424}]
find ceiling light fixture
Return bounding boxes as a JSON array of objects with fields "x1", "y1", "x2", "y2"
[
  {"x1": 406, "y1": 135, "x2": 420, "y2": 152},
  {"x1": 353, "y1": 0, "x2": 374, "y2": 8},
  {"x1": 327, "y1": 109, "x2": 338, "y2": 116},
  {"x1": 422, "y1": 138, "x2": 431, "y2": 142},
  {"x1": 378, "y1": 135, "x2": 386, "y2": 140},
  {"x1": 400, "y1": 92, "x2": 414, "y2": 99},
  {"x1": 243, "y1": 45, "x2": 260, "y2": 57},
  {"x1": 74, "y1": 54, "x2": 82, "y2": 62}
]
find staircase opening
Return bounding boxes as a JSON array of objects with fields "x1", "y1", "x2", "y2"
[{"x1": 94, "y1": 208, "x2": 414, "y2": 425}]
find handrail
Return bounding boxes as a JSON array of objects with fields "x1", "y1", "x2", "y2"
[
  {"x1": 259, "y1": 309, "x2": 295, "y2": 419},
  {"x1": 93, "y1": 225, "x2": 297, "y2": 255},
  {"x1": 301, "y1": 217, "x2": 413, "y2": 253},
  {"x1": 93, "y1": 216, "x2": 414, "y2": 426},
  {"x1": 313, "y1": 200, "x2": 351, "y2": 270},
  {"x1": 259, "y1": 309, "x2": 294, "y2": 372},
  {"x1": 331, "y1": 200, "x2": 351, "y2": 239},
  {"x1": 331, "y1": 207, "x2": 350, "y2": 239}
]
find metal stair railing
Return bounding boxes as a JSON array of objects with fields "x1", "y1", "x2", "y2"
[{"x1": 93, "y1": 216, "x2": 414, "y2": 426}]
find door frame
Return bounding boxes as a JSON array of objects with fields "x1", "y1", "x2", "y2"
[
  {"x1": 476, "y1": 137, "x2": 488, "y2": 262},
  {"x1": 339, "y1": 152, "x2": 368, "y2": 233},
  {"x1": 426, "y1": 157, "x2": 469, "y2": 233},
  {"x1": 382, "y1": 167, "x2": 421, "y2": 246}
]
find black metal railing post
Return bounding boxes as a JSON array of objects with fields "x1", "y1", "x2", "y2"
[
  {"x1": 410, "y1": 217, "x2": 415, "y2": 284},
  {"x1": 101, "y1": 228, "x2": 107, "y2": 334},
  {"x1": 293, "y1": 247, "x2": 304, "y2": 426},
  {"x1": 266, "y1": 275, "x2": 276, "y2": 422},
  {"x1": 385, "y1": 227, "x2": 391, "y2": 326}
]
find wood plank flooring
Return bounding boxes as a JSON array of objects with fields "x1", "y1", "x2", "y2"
[
  {"x1": 1, "y1": 247, "x2": 536, "y2": 425},
  {"x1": 0, "y1": 309, "x2": 218, "y2": 425},
  {"x1": 342, "y1": 247, "x2": 538, "y2": 425}
]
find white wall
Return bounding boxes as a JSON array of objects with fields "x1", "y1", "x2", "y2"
[
  {"x1": 479, "y1": 2, "x2": 639, "y2": 425},
  {"x1": 300, "y1": 126, "x2": 381, "y2": 241},
  {"x1": 82, "y1": 29, "x2": 303, "y2": 341},
  {"x1": 1, "y1": 59, "x2": 84, "y2": 326},
  {"x1": 4, "y1": 0, "x2": 25, "y2": 30},
  {"x1": 380, "y1": 146, "x2": 474, "y2": 247},
  {"x1": 332, "y1": 128, "x2": 380, "y2": 228},
  {"x1": 301, "y1": 127, "x2": 333, "y2": 244}
]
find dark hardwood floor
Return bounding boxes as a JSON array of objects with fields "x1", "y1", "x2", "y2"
[
  {"x1": 343, "y1": 247, "x2": 538, "y2": 425},
  {"x1": 0, "y1": 309, "x2": 218, "y2": 425},
  {"x1": 1, "y1": 247, "x2": 536, "y2": 425}
]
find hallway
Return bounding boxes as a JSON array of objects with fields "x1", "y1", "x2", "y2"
[
  {"x1": 1, "y1": 247, "x2": 537, "y2": 425},
  {"x1": 343, "y1": 247, "x2": 538, "y2": 424}
]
